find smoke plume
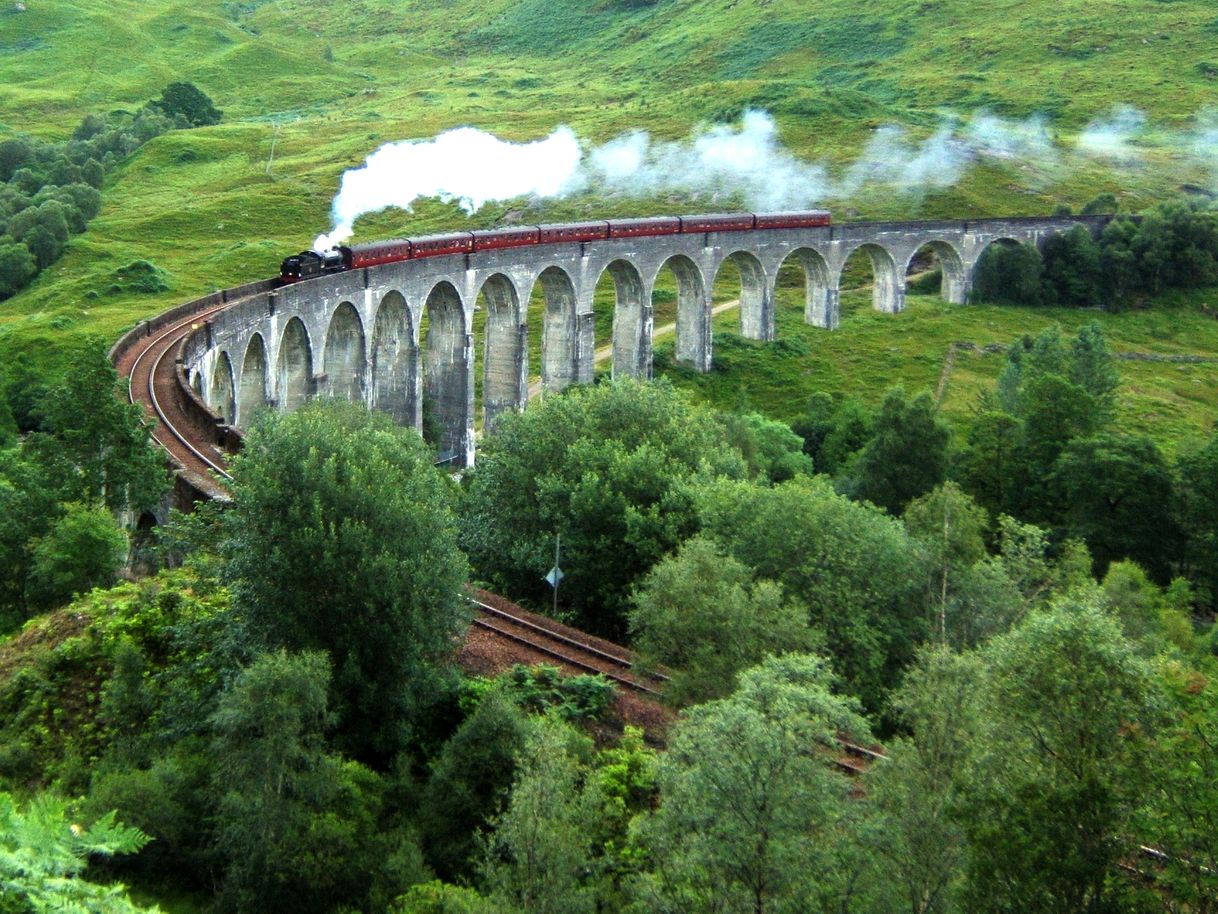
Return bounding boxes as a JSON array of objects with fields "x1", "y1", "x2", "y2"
[{"x1": 313, "y1": 108, "x2": 1217, "y2": 250}]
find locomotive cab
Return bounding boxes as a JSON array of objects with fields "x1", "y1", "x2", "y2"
[{"x1": 279, "y1": 248, "x2": 349, "y2": 283}]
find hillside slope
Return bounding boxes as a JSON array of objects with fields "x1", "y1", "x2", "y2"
[{"x1": 1, "y1": 0, "x2": 1216, "y2": 439}]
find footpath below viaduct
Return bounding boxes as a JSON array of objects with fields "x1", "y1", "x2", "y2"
[{"x1": 176, "y1": 214, "x2": 1107, "y2": 467}]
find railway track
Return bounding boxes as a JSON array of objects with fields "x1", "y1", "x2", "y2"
[
  {"x1": 465, "y1": 594, "x2": 669, "y2": 697},
  {"x1": 115, "y1": 299, "x2": 236, "y2": 496}
]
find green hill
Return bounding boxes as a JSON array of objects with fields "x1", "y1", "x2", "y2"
[{"x1": 1, "y1": 0, "x2": 1217, "y2": 441}]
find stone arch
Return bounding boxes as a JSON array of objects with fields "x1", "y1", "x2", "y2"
[
  {"x1": 712, "y1": 251, "x2": 769, "y2": 340},
  {"x1": 237, "y1": 333, "x2": 269, "y2": 426},
  {"x1": 208, "y1": 351, "x2": 235, "y2": 424},
  {"x1": 276, "y1": 317, "x2": 313, "y2": 412},
  {"x1": 535, "y1": 266, "x2": 578, "y2": 393},
  {"x1": 423, "y1": 280, "x2": 469, "y2": 462},
  {"x1": 904, "y1": 240, "x2": 968, "y2": 304},
  {"x1": 968, "y1": 237, "x2": 1036, "y2": 304},
  {"x1": 370, "y1": 290, "x2": 418, "y2": 427},
  {"x1": 840, "y1": 242, "x2": 903, "y2": 314},
  {"x1": 596, "y1": 259, "x2": 648, "y2": 379},
  {"x1": 190, "y1": 369, "x2": 204, "y2": 397},
  {"x1": 322, "y1": 301, "x2": 367, "y2": 402},
  {"x1": 776, "y1": 247, "x2": 836, "y2": 329},
  {"x1": 478, "y1": 273, "x2": 525, "y2": 430},
  {"x1": 653, "y1": 254, "x2": 708, "y2": 370}
]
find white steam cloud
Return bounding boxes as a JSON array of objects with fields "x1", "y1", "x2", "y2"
[
  {"x1": 1076, "y1": 105, "x2": 1145, "y2": 162},
  {"x1": 313, "y1": 107, "x2": 1218, "y2": 250}
]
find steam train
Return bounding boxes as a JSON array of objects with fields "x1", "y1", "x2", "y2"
[{"x1": 279, "y1": 210, "x2": 832, "y2": 283}]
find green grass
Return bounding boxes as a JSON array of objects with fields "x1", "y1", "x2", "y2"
[
  {"x1": 1, "y1": 0, "x2": 1217, "y2": 441},
  {"x1": 673, "y1": 284, "x2": 1218, "y2": 455}
]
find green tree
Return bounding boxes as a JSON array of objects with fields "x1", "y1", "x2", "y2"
[
  {"x1": 1039, "y1": 225, "x2": 1102, "y2": 307},
  {"x1": 961, "y1": 599, "x2": 1158, "y2": 914},
  {"x1": 419, "y1": 691, "x2": 534, "y2": 879},
  {"x1": 149, "y1": 82, "x2": 223, "y2": 127},
  {"x1": 1098, "y1": 216, "x2": 1141, "y2": 306},
  {"x1": 462, "y1": 380, "x2": 745, "y2": 638},
  {"x1": 954, "y1": 409, "x2": 1021, "y2": 518},
  {"x1": 210, "y1": 650, "x2": 407, "y2": 914},
  {"x1": 480, "y1": 718, "x2": 598, "y2": 914},
  {"x1": 628, "y1": 535, "x2": 815, "y2": 705},
  {"x1": 697, "y1": 476, "x2": 925, "y2": 710},
  {"x1": 632, "y1": 655, "x2": 867, "y2": 914},
  {"x1": 0, "y1": 137, "x2": 34, "y2": 182},
  {"x1": 0, "y1": 241, "x2": 36, "y2": 299},
  {"x1": 971, "y1": 242, "x2": 1043, "y2": 305},
  {"x1": 903, "y1": 482, "x2": 988, "y2": 644},
  {"x1": 1177, "y1": 429, "x2": 1218, "y2": 609},
  {"x1": 1099, "y1": 560, "x2": 1193, "y2": 650},
  {"x1": 393, "y1": 882, "x2": 501, "y2": 914},
  {"x1": 1052, "y1": 433, "x2": 1180, "y2": 582},
  {"x1": 813, "y1": 396, "x2": 874, "y2": 475},
  {"x1": 26, "y1": 340, "x2": 169, "y2": 515},
  {"x1": 1068, "y1": 321, "x2": 1119, "y2": 422},
  {"x1": 847, "y1": 388, "x2": 950, "y2": 515},
  {"x1": 718, "y1": 411, "x2": 813, "y2": 483},
  {"x1": 862, "y1": 646, "x2": 983, "y2": 914},
  {"x1": 1136, "y1": 671, "x2": 1218, "y2": 912},
  {"x1": 24, "y1": 502, "x2": 126, "y2": 611},
  {"x1": 222, "y1": 401, "x2": 469, "y2": 761}
]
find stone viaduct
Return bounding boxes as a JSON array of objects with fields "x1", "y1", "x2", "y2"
[{"x1": 181, "y1": 214, "x2": 1107, "y2": 466}]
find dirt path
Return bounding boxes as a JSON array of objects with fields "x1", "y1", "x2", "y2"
[{"x1": 527, "y1": 298, "x2": 741, "y2": 398}]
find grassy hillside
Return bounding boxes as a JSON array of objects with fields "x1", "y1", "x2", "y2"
[{"x1": 1, "y1": 0, "x2": 1216, "y2": 440}]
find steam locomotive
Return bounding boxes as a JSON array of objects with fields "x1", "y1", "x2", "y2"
[{"x1": 279, "y1": 210, "x2": 831, "y2": 283}]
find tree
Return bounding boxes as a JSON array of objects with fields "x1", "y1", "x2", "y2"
[
  {"x1": 698, "y1": 475, "x2": 925, "y2": 711},
  {"x1": 1177, "y1": 428, "x2": 1218, "y2": 609},
  {"x1": 903, "y1": 482, "x2": 988, "y2": 644},
  {"x1": 222, "y1": 401, "x2": 469, "y2": 762},
  {"x1": 24, "y1": 502, "x2": 127, "y2": 611},
  {"x1": 1039, "y1": 225, "x2": 1102, "y2": 307},
  {"x1": 628, "y1": 535, "x2": 815, "y2": 705},
  {"x1": 961, "y1": 599, "x2": 1158, "y2": 914},
  {"x1": 847, "y1": 388, "x2": 949, "y2": 515},
  {"x1": 480, "y1": 718, "x2": 598, "y2": 914},
  {"x1": 0, "y1": 791, "x2": 154, "y2": 914},
  {"x1": 0, "y1": 241, "x2": 36, "y2": 299},
  {"x1": 1098, "y1": 216, "x2": 1141, "y2": 306},
  {"x1": 1067, "y1": 321, "x2": 1119, "y2": 422},
  {"x1": 633, "y1": 655, "x2": 867, "y2": 914},
  {"x1": 26, "y1": 340, "x2": 169, "y2": 515},
  {"x1": 812, "y1": 395, "x2": 873, "y2": 475},
  {"x1": 718, "y1": 411, "x2": 813, "y2": 483},
  {"x1": 419, "y1": 691, "x2": 534, "y2": 879},
  {"x1": 971, "y1": 242, "x2": 1043, "y2": 305},
  {"x1": 0, "y1": 137, "x2": 33, "y2": 182},
  {"x1": 461, "y1": 380, "x2": 745, "y2": 638},
  {"x1": 210, "y1": 650, "x2": 407, "y2": 914},
  {"x1": 862, "y1": 647, "x2": 983, "y2": 914},
  {"x1": 954, "y1": 409, "x2": 1021, "y2": 518},
  {"x1": 149, "y1": 82, "x2": 222, "y2": 127},
  {"x1": 1052, "y1": 433, "x2": 1180, "y2": 582},
  {"x1": 1136, "y1": 671, "x2": 1218, "y2": 912}
]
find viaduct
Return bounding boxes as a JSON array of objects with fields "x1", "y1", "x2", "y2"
[{"x1": 171, "y1": 214, "x2": 1108, "y2": 468}]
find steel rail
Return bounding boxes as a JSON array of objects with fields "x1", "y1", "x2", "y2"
[{"x1": 467, "y1": 596, "x2": 669, "y2": 683}]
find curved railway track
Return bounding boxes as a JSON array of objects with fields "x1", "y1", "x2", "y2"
[{"x1": 115, "y1": 300, "x2": 235, "y2": 496}]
